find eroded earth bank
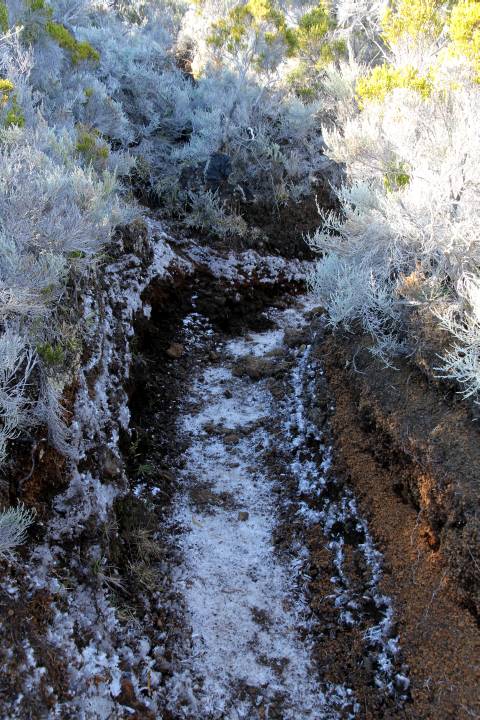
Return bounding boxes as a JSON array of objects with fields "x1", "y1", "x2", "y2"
[{"x1": 1, "y1": 219, "x2": 479, "y2": 719}]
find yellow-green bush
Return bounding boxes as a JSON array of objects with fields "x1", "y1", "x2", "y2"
[
  {"x1": 448, "y1": 0, "x2": 480, "y2": 78},
  {"x1": 206, "y1": 0, "x2": 343, "y2": 84},
  {"x1": 21, "y1": 0, "x2": 52, "y2": 43},
  {"x1": 0, "y1": 2, "x2": 8, "y2": 33},
  {"x1": 383, "y1": 160, "x2": 411, "y2": 192},
  {"x1": 0, "y1": 78, "x2": 14, "y2": 103},
  {"x1": 46, "y1": 21, "x2": 99, "y2": 64},
  {"x1": 27, "y1": 0, "x2": 50, "y2": 11},
  {"x1": 294, "y1": 3, "x2": 345, "y2": 67},
  {"x1": 381, "y1": 0, "x2": 445, "y2": 47},
  {"x1": 75, "y1": 126, "x2": 109, "y2": 164},
  {"x1": 356, "y1": 63, "x2": 433, "y2": 107},
  {"x1": 208, "y1": 0, "x2": 297, "y2": 59},
  {"x1": 5, "y1": 97, "x2": 25, "y2": 127},
  {"x1": 0, "y1": 80, "x2": 25, "y2": 127},
  {"x1": 286, "y1": 63, "x2": 317, "y2": 99},
  {"x1": 295, "y1": 4, "x2": 332, "y2": 49}
]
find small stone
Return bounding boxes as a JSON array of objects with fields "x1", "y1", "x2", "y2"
[
  {"x1": 102, "y1": 451, "x2": 121, "y2": 479},
  {"x1": 203, "y1": 421, "x2": 216, "y2": 435},
  {"x1": 119, "y1": 676, "x2": 136, "y2": 705},
  {"x1": 267, "y1": 380, "x2": 285, "y2": 399},
  {"x1": 232, "y1": 356, "x2": 290, "y2": 381},
  {"x1": 166, "y1": 343, "x2": 184, "y2": 359},
  {"x1": 305, "y1": 306, "x2": 326, "y2": 320},
  {"x1": 363, "y1": 654, "x2": 375, "y2": 674},
  {"x1": 283, "y1": 327, "x2": 308, "y2": 348},
  {"x1": 394, "y1": 673, "x2": 410, "y2": 692},
  {"x1": 238, "y1": 511, "x2": 249, "y2": 521},
  {"x1": 158, "y1": 468, "x2": 175, "y2": 483},
  {"x1": 157, "y1": 658, "x2": 172, "y2": 673}
]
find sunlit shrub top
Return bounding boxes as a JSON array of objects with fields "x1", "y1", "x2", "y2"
[
  {"x1": 382, "y1": 0, "x2": 445, "y2": 46},
  {"x1": 448, "y1": 0, "x2": 480, "y2": 79},
  {"x1": 356, "y1": 64, "x2": 433, "y2": 107}
]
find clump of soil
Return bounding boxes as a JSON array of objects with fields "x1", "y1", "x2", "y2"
[
  {"x1": 232, "y1": 354, "x2": 293, "y2": 380},
  {"x1": 236, "y1": 193, "x2": 326, "y2": 259}
]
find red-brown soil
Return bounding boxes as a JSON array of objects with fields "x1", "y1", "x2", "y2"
[{"x1": 320, "y1": 330, "x2": 480, "y2": 719}]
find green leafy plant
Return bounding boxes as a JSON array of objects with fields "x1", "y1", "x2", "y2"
[
  {"x1": 0, "y1": 80, "x2": 25, "y2": 127},
  {"x1": 36, "y1": 342, "x2": 65, "y2": 367},
  {"x1": 207, "y1": 0, "x2": 297, "y2": 67},
  {"x1": 27, "y1": 0, "x2": 49, "y2": 11},
  {"x1": 0, "y1": 78, "x2": 14, "y2": 102},
  {"x1": 5, "y1": 96, "x2": 25, "y2": 127}
]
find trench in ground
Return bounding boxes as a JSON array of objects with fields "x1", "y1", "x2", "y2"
[{"x1": 117, "y1": 272, "x2": 411, "y2": 719}]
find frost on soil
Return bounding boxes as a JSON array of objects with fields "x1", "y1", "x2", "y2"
[
  {"x1": 1, "y1": 228, "x2": 407, "y2": 717},
  {"x1": 166, "y1": 302, "x2": 379, "y2": 718}
]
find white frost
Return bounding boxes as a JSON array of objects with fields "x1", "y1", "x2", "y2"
[{"x1": 169, "y1": 305, "x2": 355, "y2": 719}]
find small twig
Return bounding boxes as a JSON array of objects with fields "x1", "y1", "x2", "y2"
[{"x1": 18, "y1": 438, "x2": 46, "y2": 491}]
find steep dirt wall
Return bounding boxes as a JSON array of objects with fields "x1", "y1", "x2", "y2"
[{"x1": 317, "y1": 327, "x2": 480, "y2": 718}]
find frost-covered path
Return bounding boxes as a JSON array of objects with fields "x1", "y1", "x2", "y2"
[
  {"x1": 172, "y1": 345, "x2": 320, "y2": 716},
  {"x1": 163, "y1": 299, "x2": 401, "y2": 719},
  {"x1": 176, "y1": 376, "x2": 324, "y2": 715}
]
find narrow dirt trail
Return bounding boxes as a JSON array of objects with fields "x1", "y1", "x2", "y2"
[{"x1": 161, "y1": 298, "x2": 408, "y2": 719}]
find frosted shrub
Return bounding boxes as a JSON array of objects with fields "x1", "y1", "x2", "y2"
[
  {"x1": 309, "y1": 253, "x2": 373, "y2": 328},
  {"x1": 310, "y1": 83, "x2": 480, "y2": 377},
  {"x1": 78, "y1": 14, "x2": 188, "y2": 147},
  {"x1": 332, "y1": 0, "x2": 386, "y2": 62},
  {"x1": 0, "y1": 1, "x2": 185, "y2": 472},
  {"x1": 308, "y1": 185, "x2": 406, "y2": 360},
  {"x1": 309, "y1": 0, "x2": 480, "y2": 398},
  {"x1": 0, "y1": 504, "x2": 36, "y2": 560},
  {"x1": 0, "y1": 121, "x2": 128, "y2": 464},
  {"x1": 176, "y1": 1, "x2": 337, "y2": 210},
  {"x1": 435, "y1": 275, "x2": 480, "y2": 398},
  {"x1": 0, "y1": 329, "x2": 36, "y2": 466},
  {"x1": 184, "y1": 189, "x2": 247, "y2": 238},
  {"x1": 179, "y1": 70, "x2": 326, "y2": 207},
  {"x1": 0, "y1": 133, "x2": 123, "y2": 262},
  {"x1": 19, "y1": 0, "x2": 333, "y2": 223}
]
